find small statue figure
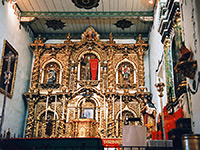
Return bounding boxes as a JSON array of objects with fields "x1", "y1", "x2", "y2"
[
  {"x1": 122, "y1": 63, "x2": 130, "y2": 81},
  {"x1": 6, "y1": 128, "x2": 10, "y2": 139},
  {"x1": 141, "y1": 98, "x2": 156, "y2": 126},
  {"x1": 66, "y1": 33, "x2": 71, "y2": 43},
  {"x1": 47, "y1": 65, "x2": 56, "y2": 84},
  {"x1": 124, "y1": 113, "x2": 129, "y2": 125},
  {"x1": 86, "y1": 27, "x2": 96, "y2": 40},
  {"x1": 109, "y1": 32, "x2": 114, "y2": 43},
  {"x1": 81, "y1": 56, "x2": 91, "y2": 80}
]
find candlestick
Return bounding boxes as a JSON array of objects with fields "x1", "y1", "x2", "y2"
[
  {"x1": 104, "y1": 96, "x2": 106, "y2": 119},
  {"x1": 120, "y1": 95, "x2": 122, "y2": 119},
  {"x1": 54, "y1": 95, "x2": 57, "y2": 120},
  {"x1": 155, "y1": 78, "x2": 166, "y2": 140},
  {"x1": 45, "y1": 96, "x2": 49, "y2": 120},
  {"x1": 62, "y1": 96, "x2": 65, "y2": 120}
]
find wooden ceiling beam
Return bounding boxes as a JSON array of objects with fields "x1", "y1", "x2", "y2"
[{"x1": 21, "y1": 11, "x2": 154, "y2": 18}]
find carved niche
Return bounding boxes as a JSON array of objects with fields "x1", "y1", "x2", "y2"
[
  {"x1": 116, "y1": 61, "x2": 136, "y2": 89},
  {"x1": 80, "y1": 53, "x2": 99, "y2": 81},
  {"x1": 43, "y1": 62, "x2": 60, "y2": 84}
]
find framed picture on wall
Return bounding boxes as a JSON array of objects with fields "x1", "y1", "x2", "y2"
[
  {"x1": 84, "y1": 109, "x2": 94, "y2": 119},
  {"x1": 0, "y1": 40, "x2": 18, "y2": 98}
]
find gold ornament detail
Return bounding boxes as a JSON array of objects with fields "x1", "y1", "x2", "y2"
[{"x1": 24, "y1": 27, "x2": 153, "y2": 140}]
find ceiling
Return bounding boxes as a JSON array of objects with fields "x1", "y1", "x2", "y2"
[{"x1": 17, "y1": 0, "x2": 156, "y2": 40}]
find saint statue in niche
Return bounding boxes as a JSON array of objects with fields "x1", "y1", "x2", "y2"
[
  {"x1": 84, "y1": 56, "x2": 91, "y2": 80},
  {"x1": 80, "y1": 53, "x2": 98, "y2": 80},
  {"x1": 122, "y1": 63, "x2": 130, "y2": 81},
  {"x1": 47, "y1": 65, "x2": 56, "y2": 83},
  {"x1": 118, "y1": 62, "x2": 133, "y2": 84}
]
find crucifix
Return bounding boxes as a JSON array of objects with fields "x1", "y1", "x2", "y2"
[{"x1": 0, "y1": 51, "x2": 18, "y2": 134}]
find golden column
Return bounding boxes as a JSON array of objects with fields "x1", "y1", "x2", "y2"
[
  {"x1": 30, "y1": 35, "x2": 44, "y2": 90},
  {"x1": 25, "y1": 100, "x2": 35, "y2": 137},
  {"x1": 107, "y1": 47, "x2": 115, "y2": 90},
  {"x1": 63, "y1": 46, "x2": 71, "y2": 87},
  {"x1": 135, "y1": 34, "x2": 148, "y2": 87}
]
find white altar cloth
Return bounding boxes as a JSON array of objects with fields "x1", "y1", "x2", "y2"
[{"x1": 122, "y1": 125, "x2": 147, "y2": 147}]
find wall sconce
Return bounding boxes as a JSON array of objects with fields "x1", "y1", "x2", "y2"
[{"x1": 2, "y1": 0, "x2": 17, "y2": 5}]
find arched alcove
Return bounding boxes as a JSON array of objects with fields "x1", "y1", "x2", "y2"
[
  {"x1": 37, "y1": 111, "x2": 56, "y2": 137},
  {"x1": 42, "y1": 62, "x2": 60, "y2": 84},
  {"x1": 79, "y1": 53, "x2": 99, "y2": 81},
  {"x1": 116, "y1": 61, "x2": 136, "y2": 87},
  {"x1": 77, "y1": 97, "x2": 98, "y2": 120}
]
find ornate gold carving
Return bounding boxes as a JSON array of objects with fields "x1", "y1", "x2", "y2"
[
  {"x1": 135, "y1": 34, "x2": 148, "y2": 87},
  {"x1": 107, "y1": 32, "x2": 115, "y2": 44},
  {"x1": 107, "y1": 48, "x2": 115, "y2": 90},
  {"x1": 25, "y1": 102, "x2": 35, "y2": 137},
  {"x1": 30, "y1": 35, "x2": 44, "y2": 90},
  {"x1": 24, "y1": 27, "x2": 151, "y2": 139},
  {"x1": 78, "y1": 80, "x2": 99, "y2": 86},
  {"x1": 81, "y1": 27, "x2": 100, "y2": 42}
]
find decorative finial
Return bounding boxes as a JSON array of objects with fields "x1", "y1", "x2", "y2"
[
  {"x1": 65, "y1": 33, "x2": 72, "y2": 44},
  {"x1": 34, "y1": 34, "x2": 43, "y2": 44}
]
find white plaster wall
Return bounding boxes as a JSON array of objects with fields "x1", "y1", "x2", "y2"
[
  {"x1": 144, "y1": 50, "x2": 150, "y2": 90},
  {"x1": 148, "y1": 2, "x2": 167, "y2": 117},
  {"x1": 0, "y1": 3, "x2": 33, "y2": 136},
  {"x1": 181, "y1": 0, "x2": 200, "y2": 134}
]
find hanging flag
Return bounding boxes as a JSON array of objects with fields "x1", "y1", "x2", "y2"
[
  {"x1": 90, "y1": 59, "x2": 98, "y2": 80},
  {"x1": 157, "y1": 54, "x2": 164, "y2": 80},
  {"x1": 157, "y1": 63, "x2": 164, "y2": 79}
]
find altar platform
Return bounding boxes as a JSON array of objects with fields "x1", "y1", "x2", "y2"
[{"x1": 0, "y1": 137, "x2": 104, "y2": 150}]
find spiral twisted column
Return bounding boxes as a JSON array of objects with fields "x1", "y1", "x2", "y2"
[
  {"x1": 63, "y1": 47, "x2": 71, "y2": 87},
  {"x1": 41, "y1": 122, "x2": 46, "y2": 137},
  {"x1": 107, "y1": 48, "x2": 114, "y2": 90},
  {"x1": 119, "y1": 119, "x2": 123, "y2": 137},
  {"x1": 106, "y1": 96, "x2": 113, "y2": 137},
  {"x1": 70, "y1": 61, "x2": 75, "y2": 91},
  {"x1": 138, "y1": 51, "x2": 145, "y2": 86},
  {"x1": 135, "y1": 35, "x2": 148, "y2": 87},
  {"x1": 51, "y1": 120, "x2": 56, "y2": 137},
  {"x1": 25, "y1": 101, "x2": 35, "y2": 137},
  {"x1": 100, "y1": 62, "x2": 104, "y2": 90},
  {"x1": 59, "y1": 120, "x2": 65, "y2": 137},
  {"x1": 30, "y1": 36, "x2": 44, "y2": 90},
  {"x1": 31, "y1": 47, "x2": 42, "y2": 89},
  {"x1": 74, "y1": 64, "x2": 78, "y2": 89}
]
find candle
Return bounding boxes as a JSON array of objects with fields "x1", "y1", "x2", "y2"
[
  {"x1": 54, "y1": 95, "x2": 57, "y2": 120},
  {"x1": 120, "y1": 95, "x2": 122, "y2": 119},
  {"x1": 62, "y1": 96, "x2": 65, "y2": 120},
  {"x1": 45, "y1": 96, "x2": 49, "y2": 120},
  {"x1": 104, "y1": 96, "x2": 106, "y2": 119},
  {"x1": 113, "y1": 96, "x2": 114, "y2": 120}
]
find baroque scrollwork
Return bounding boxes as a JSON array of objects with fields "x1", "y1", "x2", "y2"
[{"x1": 24, "y1": 28, "x2": 154, "y2": 142}]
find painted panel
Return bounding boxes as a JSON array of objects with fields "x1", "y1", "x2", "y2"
[
  {"x1": 44, "y1": 0, "x2": 56, "y2": 11},
  {"x1": 35, "y1": 0, "x2": 49, "y2": 11},
  {"x1": 22, "y1": 0, "x2": 34, "y2": 11},
  {"x1": 16, "y1": 0, "x2": 27, "y2": 11},
  {"x1": 126, "y1": 0, "x2": 134, "y2": 11},
  {"x1": 54, "y1": 0, "x2": 65, "y2": 11},
  {"x1": 109, "y1": 0, "x2": 118, "y2": 11},
  {"x1": 119, "y1": 0, "x2": 126, "y2": 11},
  {"x1": 29, "y1": 0, "x2": 41, "y2": 11},
  {"x1": 0, "y1": 40, "x2": 18, "y2": 98}
]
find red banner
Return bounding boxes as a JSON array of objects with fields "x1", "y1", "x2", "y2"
[{"x1": 90, "y1": 59, "x2": 98, "y2": 80}]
